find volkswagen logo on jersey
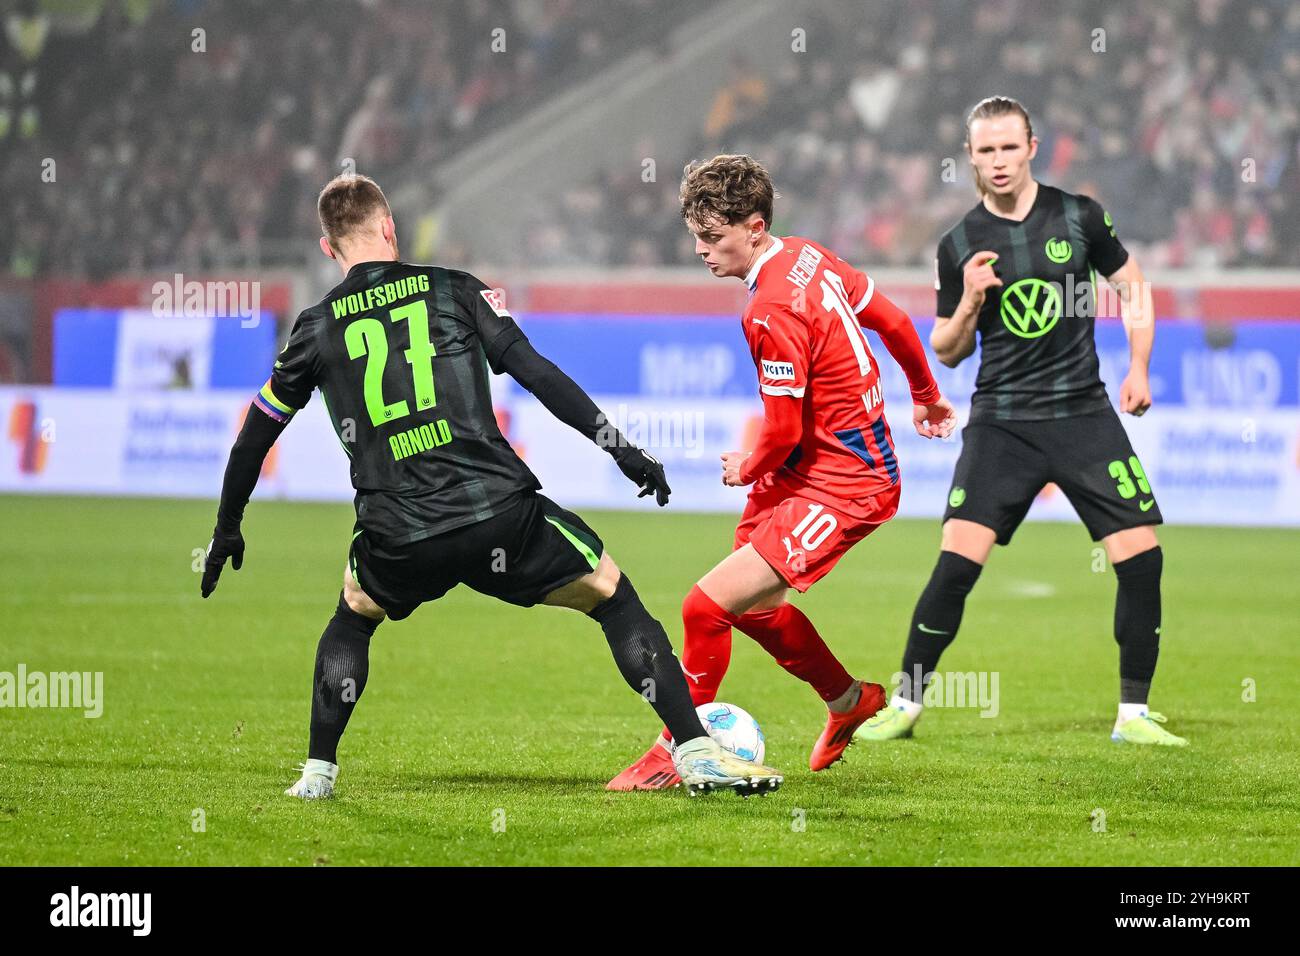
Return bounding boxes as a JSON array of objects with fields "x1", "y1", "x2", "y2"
[{"x1": 1000, "y1": 278, "x2": 1062, "y2": 339}]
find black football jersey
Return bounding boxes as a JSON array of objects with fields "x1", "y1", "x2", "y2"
[
  {"x1": 935, "y1": 184, "x2": 1130, "y2": 422},
  {"x1": 258, "y1": 261, "x2": 541, "y2": 543}
]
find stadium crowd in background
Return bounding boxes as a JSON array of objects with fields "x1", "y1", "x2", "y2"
[
  {"x1": 528, "y1": 0, "x2": 1300, "y2": 270},
  {"x1": 3, "y1": 0, "x2": 1297, "y2": 276},
  {"x1": 0, "y1": 0, "x2": 682, "y2": 277}
]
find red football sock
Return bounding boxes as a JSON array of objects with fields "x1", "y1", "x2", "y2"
[
  {"x1": 735, "y1": 602, "x2": 854, "y2": 702},
  {"x1": 669, "y1": 585, "x2": 738, "y2": 738}
]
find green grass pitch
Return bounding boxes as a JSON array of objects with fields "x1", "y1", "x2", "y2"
[{"x1": 2, "y1": 494, "x2": 1297, "y2": 866}]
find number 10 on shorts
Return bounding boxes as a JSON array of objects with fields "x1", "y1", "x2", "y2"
[{"x1": 791, "y1": 503, "x2": 838, "y2": 551}]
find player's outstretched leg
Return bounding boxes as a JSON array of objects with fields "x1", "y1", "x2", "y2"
[
  {"x1": 1106, "y1": 533, "x2": 1185, "y2": 746},
  {"x1": 857, "y1": 521, "x2": 993, "y2": 743},
  {"x1": 606, "y1": 578, "x2": 738, "y2": 789},
  {"x1": 605, "y1": 583, "x2": 727, "y2": 789},
  {"x1": 560, "y1": 556, "x2": 781, "y2": 794},
  {"x1": 589, "y1": 573, "x2": 708, "y2": 791},
  {"x1": 286, "y1": 580, "x2": 384, "y2": 799}
]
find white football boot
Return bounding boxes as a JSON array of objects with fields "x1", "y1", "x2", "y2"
[
  {"x1": 284, "y1": 758, "x2": 339, "y2": 799},
  {"x1": 672, "y1": 736, "x2": 783, "y2": 796}
]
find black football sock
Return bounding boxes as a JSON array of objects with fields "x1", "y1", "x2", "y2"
[
  {"x1": 1114, "y1": 546, "x2": 1162, "y2": 705},
  {"x1": 899, "y1": 551, "x2": 984, "y2": 703},
  {"x1": 308, "y1": 592, "x2": 381, "y2": 764},
  {"x1": 588, "y1": 574, "x2": 706, "y2": 746}
]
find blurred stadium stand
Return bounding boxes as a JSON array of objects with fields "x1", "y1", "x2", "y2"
[
  {"x1": 509, "y1": 0, "x2": 1300, "y2": 272},
  {"x1": 1, "y1": 0, "x2": 1295, "y2": 284},
  {"x1": 0, "y1": 0, "x2": 692, "y2": 278}
]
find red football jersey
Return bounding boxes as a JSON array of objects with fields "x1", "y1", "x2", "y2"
[{"x1": 739, "y1": 235, "x2": 940, "y2": 512}]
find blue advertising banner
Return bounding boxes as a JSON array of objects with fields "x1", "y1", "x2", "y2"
[
  {"x1": 514, "y1": 314, "x2": 1300, "y2": 409},
  {"x1": 501, "y1": 313, "x2": 1300, "y2": 525},
  {"x1": 53, "y1": 308, "x2": 277, "y2": 390}
]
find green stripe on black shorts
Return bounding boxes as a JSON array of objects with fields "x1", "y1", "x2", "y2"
[{"x1": 349, "y1": 491, "x2": 605, "y2": 620}]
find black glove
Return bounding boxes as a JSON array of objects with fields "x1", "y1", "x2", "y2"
[
  {"x1": 201, "y1": 525, "x2": 245, "y2": 598},
  {"x1": 610, "y1": 444, "x2": 671, "y2": 506}
]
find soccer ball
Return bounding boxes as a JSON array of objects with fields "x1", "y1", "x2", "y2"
[{"x1": 694, "y1": 702, "x2": 765, "y2": 763}]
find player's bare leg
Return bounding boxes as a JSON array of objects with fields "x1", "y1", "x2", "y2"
[
  {"x1": 1103, "y1": 526, "x2": 1184, "y2": 745},
  {"x1": 343, "y1": 564, "x2": 387, "y2": 619},
  {"x1": 941, "y1": 517, "x2": 998, "y2": 565},
  {"x1": 858, "y1": 519, "x2": 996, "y2": 743},
  {"x1": 696, "y1": 542, "x2": 789, "y2": 614},
  {"x1": 286, "y1": 564, "x2": 385, "y2": 800},
  {"x1": 542, "y1": 550, "x2": 621, "y2": 611},
  {"x1": 1103, "y1": 525, "x2": 1157, "y2": 563}
]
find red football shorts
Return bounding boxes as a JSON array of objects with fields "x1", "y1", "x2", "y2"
[{"x1": 734, "y1": 474, "x2": 901, "y2": 592}]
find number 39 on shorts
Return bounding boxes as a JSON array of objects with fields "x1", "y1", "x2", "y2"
[{"x1": 1107, "y1": 456, "x2": 1151, "y2": 499}]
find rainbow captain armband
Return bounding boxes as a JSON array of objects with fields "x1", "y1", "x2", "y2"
[{"x1": 253, "y1": 380, "x2": 296, "y2": 423}]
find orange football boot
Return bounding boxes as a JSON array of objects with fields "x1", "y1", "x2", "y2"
[{"x1": 809, "y1": 680, "x2": 885, "y2": 771}]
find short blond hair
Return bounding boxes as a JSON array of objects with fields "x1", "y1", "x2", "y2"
[{"x1": 317, "y1": 174, "x2": 391, "y2": 250}]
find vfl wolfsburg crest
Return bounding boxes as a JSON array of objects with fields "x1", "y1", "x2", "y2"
[
  {"x1": 1045, "y1": 237, "x2": 1072, "y2": 263},
  {"x1": 1000, "y1": 278, "x2": 1062, "y2": 338}
]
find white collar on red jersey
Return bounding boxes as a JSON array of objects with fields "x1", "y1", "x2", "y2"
[{"x1": 744, "y1": 236, "x2": 784, "y2": 293}]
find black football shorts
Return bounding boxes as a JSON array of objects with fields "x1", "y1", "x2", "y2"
[
  {"x1": 348, "y1": 491, "x2": 604, "y2": 620},
  {"x1": 942, "y1": 406, "x2": 1163, "y2": 545}
]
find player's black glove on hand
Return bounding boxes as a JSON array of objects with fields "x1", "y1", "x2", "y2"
[
  {"x1": 201, "y1": 525, "x2": 245, "y2": 598},
  {"x1": 610, "y1": 444, "x2": 671, "y2": 506}
]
